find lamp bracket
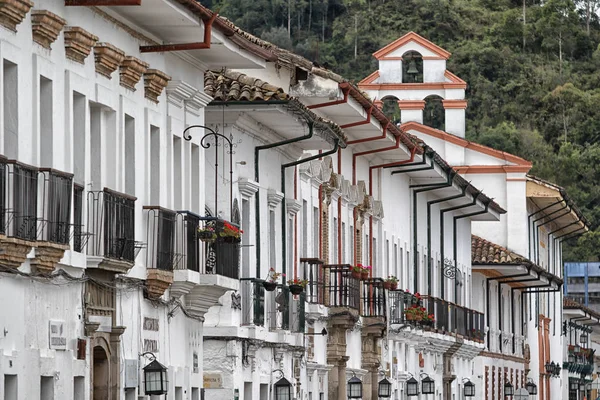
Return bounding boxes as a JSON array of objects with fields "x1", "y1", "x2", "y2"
[{"x1": 139, "y1": 352, "x2": 157, "y2": 362}]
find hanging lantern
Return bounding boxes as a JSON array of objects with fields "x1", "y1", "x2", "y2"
[
  {"x1": 378, "y1": 378, "x2": 392, "y2": 398},
  {"x1": 574, "y1": 344, "x2": 581, "y2": 354},
  {"x1": 504, "y1": 381, "x2": 514, "y2": 396},
  {"x1": 579, "y1": 381, "x2": 586, "y2": 392},
  {"x1": 143, "y1": 359, "x2": 169, "y2": 396},
  {"x1": 274, "y1": 378, "x2": 292, "y2": 400},
  {"x1": 544, "y1": 361, "x2": 553, "y2": 374},
  {"x1": 463, "y1": 380, "x2": 475, "y2": 397},
  {"x1": 568, "y1": 352, "x2": 575, "y2": 363},
  {"x1": 526, "y1": 380, "x2": 538, "y2": 395},
  {"x1": 580, "y1": 332, "x2": 588, "y2": 344},
  {"x1": 553, "y1": 362, "x2": 562, "y2": 376},
  {"x1": 347, "y1": 376, "x2": 362, "y2": 399},
  {"x1": 569, "y1": 380, "x2": 579, "y2": 391},
  {"x1": 406, "y1": 377, "x2": 419, "y2": 397},
  {"x1": 421, "y1": 375, "x2": 435, "y2": 394}
]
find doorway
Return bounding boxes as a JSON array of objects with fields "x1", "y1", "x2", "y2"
[{"x1": 92, "y1": 346, "x2": 109, "y2": 400}]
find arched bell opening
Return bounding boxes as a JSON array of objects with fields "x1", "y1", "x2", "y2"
[
  {"x1": 381, "y1": 96, "x2": 401, "y2": 125},
  {"x1": 423, "y1": 95, "x2": 445, "y2": 131},
  {"x1": 402, "y1": 51, "x2": 423, "y2": 83}
]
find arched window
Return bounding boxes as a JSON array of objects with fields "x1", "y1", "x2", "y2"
[
  {"x1": 381, "y1": 96, "x2": 401, "y2": 125},
  {"x1": 402, "y1": 51, "x2": 423, "y2": 83},
  {"x1": 424, "y1": 95, "x2": 445, "y2": 130}
]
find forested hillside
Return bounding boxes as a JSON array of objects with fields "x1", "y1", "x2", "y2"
[{"x1": 200, "y1": 0, "x2": 600, "y2": 261}]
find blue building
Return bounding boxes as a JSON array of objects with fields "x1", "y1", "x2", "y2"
[{"x1": 564, "y1": 262, "x2": 600, "y2": 310}]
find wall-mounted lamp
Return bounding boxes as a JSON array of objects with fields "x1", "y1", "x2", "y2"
[
  {"x1": 462, "y1": 378, "x2": 475, "y2": 397},
  {"x1": 305, "y1": 328, "x2": 327, "y2": 336},
  {"x1": 526, "y1": 379, "x2": 538, "y2": 395},
  {"x1": 140, "y1": 352, "x2": 168, "y2": 396},
  {"x1": 504, "y1": 381, "x2": 514, "y2": 397},
  {"x1": 347, "y1": 374, "x2": 362, "y2": 399},
  {"x1": 420, "y1": 373, "x2": 435, "y2": 395},
  {"x1": 406, "y1": 375, "x2": 419, "y2": 397}
]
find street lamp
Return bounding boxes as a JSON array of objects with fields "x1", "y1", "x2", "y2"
[
  {"x1": 574, "y1": 344, "x2": 581, "y2": 354},
  {"x1": 274, "y1": 378, "x2": 292, "y2": 400},
  {"x1": 378, "y1": 378, "x2": 392, "y2": 398},
  {"x1": 406, "y1": 377, "x2": 419, "y2": 397},
  {"x1": 347, "y1": 375, "x2": 362, "y2": 399},
  {"x1": 141, "y1": 352, "x2": 168, "y2": 396},
  {"x1": 421, "y1": 374, "x2": 435, "y2": 395},
  {"x1": 580, "y1": 332, "x2": 588, "y2": 345},
  {"x1": 463, "y1": 379, "x2": 475, "y2": 397},
  {"x1": 526, "y1": 380, "x2": 538, "y2": 395},
  {"x1": 504, "y1": 381, "x2": 514, "y2": 397}
]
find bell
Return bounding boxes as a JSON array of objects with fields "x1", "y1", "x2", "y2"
[{"x1": 406, "y1": 60, "x2": 419, "y2": 74}]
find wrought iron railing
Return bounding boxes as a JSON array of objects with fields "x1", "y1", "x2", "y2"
[
  {"x1": 241, "y1": 279, "x2": 265, "y2": 327},
  {"x1": 361, "y1": 278, "x2": 386, "y2": 318},
  {"x1": 0, "y1": 157, "x2": 6, "y2": 235},
  {"x1": 389, "y1": 290, "x2": 420, "y2": 325},
  {"x1": 301, "y1": 258, "x2": 324, "y2": 304},
  {"x1": 144, "y1": 206, "x2": 179, "y2": 271},
  {"x1": 38, "y1": 168, "x2": 73, "y2": 245},
  {"x1": 5, "y1": 161, "x2": 38, "y2": 241},
  {"x1": 174, "y1": 211, "x2": 201, "y2": 272},
  {"x1": 202, "y1": 218, "x2": 240, "y2": 279},
  {"x1": 421, "y1": 296, "x2": 485, "y2": 341},
  {"x1": 322, "y1": 264, "x2": 360, "y2": 309},
  {"x1": 73, "y1": 185, "x2": 84, "y2": 252},
  {"x1": 88, "y1": 189, "x2": 137, "y2": 262}
]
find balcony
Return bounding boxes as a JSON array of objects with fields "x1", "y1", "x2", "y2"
[
  {"x1": 420, "y1": 296, "x2": 485, "y2": 342},
  {"x1": 88, "y1": 189, "x2": 140, "y2": 274},
  {"x1": 389, "y1": 290, "x2": 420, "y2": 325},
  {"x1": 361, "y1": 278, "x2": 386, "y2": 318},
  {"x1": 144, "y1": 206, "x2": 177, "y2": 299},
  {"x1": 564, "y1": 346, "x2": 595, "y2": 375},
  {"x1": 0, "y1": 160, "x2": 39, "y2": 268},
  {"x1": 322, "y1": 264, "x2": 360, "y2": 313}
]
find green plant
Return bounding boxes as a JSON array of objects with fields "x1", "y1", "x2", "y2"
[
  {"x1": 385, "y1": 275, "x2": 398, "y2": 283},
  {"x1": 267, "y1": 268, "x2": 284, "y2": 283},
  {"x1": 288, "y1": 277, "x2": 308, "y2": 287}
]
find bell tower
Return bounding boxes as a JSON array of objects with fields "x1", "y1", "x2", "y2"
[{"x1": 358, "y1": 32, "x2": 467, "y2": 137}]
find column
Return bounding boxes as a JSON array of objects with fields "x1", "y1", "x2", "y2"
[
  {"x1": 398, "y1": 100, "x2": 425, "y2": 124},
  {"x1": 442, "y1": 100, "x2": 467, "y2": 137}
]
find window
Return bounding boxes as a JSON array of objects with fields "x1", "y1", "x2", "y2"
[
  {"x1": 4, "y1": 375, "x2": 17, "y2": 400},
  {"x1": 191, "y1": 144, "x2": 200, "y2": 212},
  {"x1": 73, "y1": 185, "x2": 84, "y2": 252},
  {"x1": 156, "y1": 209, "x2": 176, "y2": 270},
  {"x1": 313, "y1": 206, "x2": 319, "y2": 258},
  {"x1": 394, "y1": 243, "x2": 398, "y2": 277},
  {"x1": 3, "y1": 60, "x2": 18, "y2": 159},
  {"x1": 40, "y1": 77, "x2": 53, "y2": 167},
  {"x1": 73, "y1": 376, "x2": 84, "y2": 400},
  {"x1": 349, "y1": 225, "x2": 354, "y2": 264},
  {"x1": 40, "y1": 169, "x2": 73, "y2": 244},
  {"x1": 302, "y1": 200, "x2": 308, "y2": 257},
  {"x1": 333, "y1": 217, "x2": 338, "y2": 263},
  {"x1": 173, "y1": 135, "x2": 182, "y2": 208},
  {"x1": 124, "y1": 115, "x2": 135, "y2": 196},
  {"x1": 150, "y1": 125, "x2": 160, "y2": 204},
  {"x1": 342, "y1": 222, "x2": 346, "y2": 263},
  {"x1": 8, "y1": 162, "x2": 37, "y2": 241},
  {"x1": 40, "y1": 376, "x2": 53, "y2": 400},
  {"x1": 73, "y1": 93, "x2": 86, "y2": 184},
  {"x1": 386, "y1": 239, "x2": 390, "y2": 277}
]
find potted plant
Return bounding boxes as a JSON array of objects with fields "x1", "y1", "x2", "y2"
[
  {"x1": 422, "y1": 313, "x2": 435, "y2": 327},
  {"x1": 263, "y1": 268, "x2": 283, "y2": 292},
  {"x1": 219, "y1": 221, "x2": 243, "y2": 242},
  {"x1": 288, "y1": 277, "x2": 308, "y2": 295},
  {"x1": 403, "y1": 304, "x2": 428, "y2": 322},
  {"x1": 351, "y1": 265, "x2": 363, "y2": 280},
  {"x1": 384, "y1": 276, "x2": 398, "y2": 290},
  {"x1": 197, "y1": 224, "x2": 217, "y2": 242},
  {"x1": 361, "y1": 265, "x2": 372, "y2": 280}
]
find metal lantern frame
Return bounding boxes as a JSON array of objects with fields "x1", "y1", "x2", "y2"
[
  {"x1": 421, "y1": 375, "x2": 435, "y2": 395},
  {"x1": 568, "y1": 352, "x2": 575, "y2": 363},
  {"x1": 378, "y1": 377, "x2": 392, "y2": 398},
  {"x1": 406, "y1": 377, "x2": 419, "y2": 397},
  {"x1": 544, "y1": 361, "x2": 553, "y2": 374},
  {"x1": 553, "y1": 362, "x2": 562, "y2": 376},
  {"x1": 574, "y1": 344, "x2": 581, "y2": 354},
  {"x1": 143, "y1": 358, "x2": 169, "y2": 396},
  {"x1": 504, "y1": 381, "x2": 514, "y2": 397},
  {"x1": 347, "y1": 376, "x2": 363, "y2": 399},
  {"x1": 580, "y1": 332, "x2": 589, "y2": 344},
  {"x1": 569, "y1": 379, "x2": 579, "y2": 391},
  {"x1": 463, "y1": 379, "x2": 475, "y2": 397},
  {"x1": 274, "y1": 377, "x2": 292, "y2": 400},
  {"x1": 526, "y1": 380, "x2": 538, "y2": 395}
]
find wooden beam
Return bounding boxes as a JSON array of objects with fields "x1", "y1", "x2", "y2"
[
  {"x1": 140, "y1": 12, "x2": 217, "y2": 53},
  {"x1": 65, "y1": 0, "x2": 142, "y2": 6}
]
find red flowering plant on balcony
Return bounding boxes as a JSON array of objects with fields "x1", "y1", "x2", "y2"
[
  {"x1": 288, "y1": 277, "x2": 309, "y2": 295},
  {"x1": 351, "y1": 264, "x2": 372, "y2": 280},
  {"x1": 471, "y1": 329, "x2": 485, "y2": 340},
  {"x1": 383, "y1": 275, "x2": 399, "y2": 290},
  {"x1": 219, "y1": 221, "x2": 243, "y2": 242},
  {"x1": 404, "y1": 304, "x2": 431, "y2": 322}
]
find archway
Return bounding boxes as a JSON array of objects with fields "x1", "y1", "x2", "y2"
[
  {"x1": 402, "y1": 51, "x2": 423, "y2": 83},
  {"x1": 423, "y1": 95, "x2": 445, "y2": 130},
  {"x1": 381, "y1": 96, "x2": 401, "y2": 125},
  {"x1": 92, "y1": 345, "x2": 110, "y2": 400}
]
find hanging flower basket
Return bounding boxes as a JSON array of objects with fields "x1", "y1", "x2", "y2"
[
  {"x1": 197, "y1": 226, "x2": 217, "y2": 242},
  {"x1": 263, "y1": 281, "x2": 278, "y2": 292},
  {"x1": 264, "y1": 268, "x2": 283, "y2": 292},
  {"x1": 289, "y1": 284, "x2": 304, "y2": 295},
  {"x1": 288, "y1": 278, "x2": 308, "y2": 295},
  {"x1": 391, "y1": 282, "x2": 398, "y2": 290}
]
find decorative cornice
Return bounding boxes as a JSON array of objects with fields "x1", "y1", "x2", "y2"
[
  {"x1": 64, "y1": 26, "x2": 98, "y2": 64},
  {"x1": 94, "y1": 42, "x2": 125, "y2": 79},
  {"x1": 285, "y1": 198, "x2": 302, "y2": 216},
  {"x1": 31, "y1": 10, "x2": 66, "y2": 49},
  {"x1": 166, "y1": 80, "x2": 197, "y2": 108},
  {"x1": 144, "y1": 68, "x2": 171, "y2": 103},
  {"x1": 119, "y1": 56, "x2": 149, "y2": 91},
  {"x1": 267, "y1": 189, "x2": 284, "y2": 209},
  {"x1": 187, "y1": 91, "x2": 213, "y2": 115},
  {"x1": 0, "y1": 0, "x2": 33, "y2": 32},
  {"x1": 238, "y1": 178, "x2": 260, "y2": 200}
]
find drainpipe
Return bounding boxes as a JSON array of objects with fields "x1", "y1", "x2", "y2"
[
  {"x1": 532, "y1": 202, "x2": 569, "y2": 264},
  {"x1": 553, "y1": 225, "x2": 586, "y2": 277},
  {"x1": 547, "y1": 221, "x2": 579, "y2": 276},
  {"x1": 254, "y1": 122, "x2": 315, "y2": 279},
  {"x1": 281, "y1": 139, "x2": 341, "y2": 283},
  {"x1": 438, "y1": 188, "x2": 475, "y2": 299},
  {"x1": 409, "y1": 171, "x2": 456, "y2": 296},
  {"x1": 528, "y1": 199, "x2": 563, "y2": 259},
  {"x1": 453, "y1": 200, "x2": 490, "y2": 304}
]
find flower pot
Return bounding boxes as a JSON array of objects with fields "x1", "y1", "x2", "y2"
[
  {"x1": 383, "y1": 281, "x2": 392, "y2": 290},
  {"x1": 361, "y1": 272, "x2": 369, "y2": 280},
  {"x1": 198, "y1": 231, "x2": 215, "y2": 242},
  {"x1": 405, "y1": 314, "x2": 414, "y2": 321},
  {"x1": 263, "y1": 281, "x2": 277, "y2": 292},
  {"x1": 289, "y1": 284, "x2": 304, "y2": 295},
  {"x1": 351, "y1": 271, "x2": 362, "y2": 280},
  {"x1": 390, "y1": 282, "x2": 398, "y2": 290}
]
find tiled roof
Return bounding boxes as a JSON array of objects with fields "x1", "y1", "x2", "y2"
[
  {"x1": 564, "y1": 297, "x2": 600, "y2": 320},
  {"x1": 471, "y1": 235, "x2": 525, "y2": 264},
  {"x1": 205, "y1": 70, "x2": 288, "y2": 102},
  {"x1": 204, "y1": 70, "x2": 347, "y2": 147}
]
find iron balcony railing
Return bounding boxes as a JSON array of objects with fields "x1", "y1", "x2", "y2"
[
  {"x1": 202, "y1": 218, "x2": 240, "y2": 279},
  {"x1": 301, "y1": 258, "x2": 324, "y2": 304},
  {"x1": 361, "y1": 278, "x2": 386, "y2": 318},
  {"x1": 267, "y1": 285, "x2": 306, "y2": 333},
  {"x1": 88, "y1": 189, "x2": 138, "y2": 262},
  {"x1": 38, "y1": 168, "x2": 73, "y2": 245},
  {"x1": 421, "y1": 296, "x2": 485, "y2": 341},
  {"x1": 4, "y1": 160, "x2": 38, "y2": 241},
  {"x1": 73, "y1": 185, "x2": 84, "y2": 252},
  {"x1": 241, "y1": 279, "x2": 265, "y2": 327},
  {"x1": 174, "y1": 211, "x2": 201, "y2": 272},
  {"x1": 322, "y1": 264, "x2": 360, "y2": 309},
  {"x1": 144, "y1": 206, "x2": 179, "y2": 271},
  {"x1": 389, "y1": 290, "x2": 421, "y2": 325}
]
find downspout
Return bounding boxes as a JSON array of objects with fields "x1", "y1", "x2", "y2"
[
  {"x1": 338, "y1": 152, "x2": 342, "y2": 263},
  {"x1": 439, "y1": 189, "x2": 476, "y2": 299},
  {"x1": 547, "y1": 221, "x2": 579, "y2": 276},
  {"x1": 528, "y1": 199, "x2": 564, "y2": 259},
  {"x1": 281, "y1": 139, "x2": 341, "y2": 283},
  {"x1": 453, "y1": 200, "x2": 490, "y2": 303},
  {"x1": 254, "y1": 121, "x2": 315, "y2": 279},
  {"x1": 411, "y1": 171, "x2": 456, "y2": 296},
  {"x1": 532, "y1": 203, "x2": 569, "y2": 264}
]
